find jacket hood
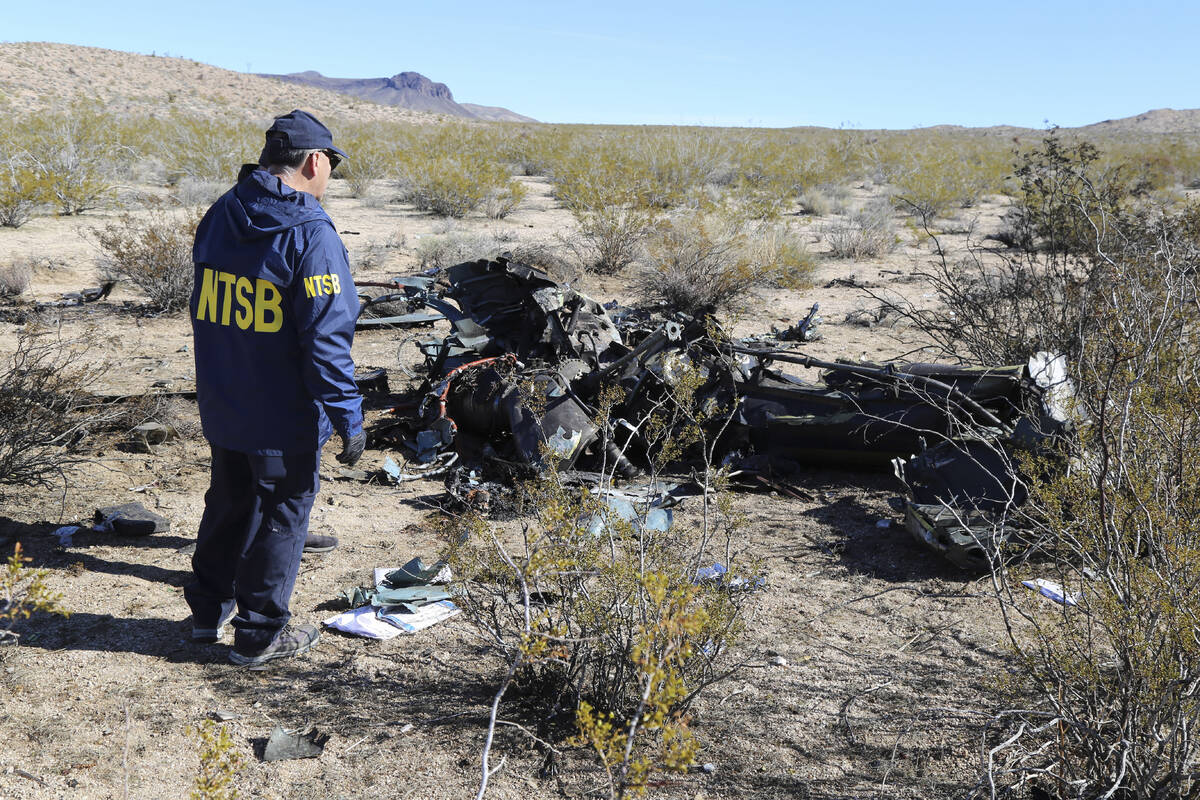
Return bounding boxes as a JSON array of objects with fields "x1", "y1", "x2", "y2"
[{"x1": 222, "y1": 168, "x2": 330, "y2": 242}]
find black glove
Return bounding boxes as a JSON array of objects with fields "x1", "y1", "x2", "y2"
[{"x1": 336, "y1": 430, "x2": 366, "y2": 467}]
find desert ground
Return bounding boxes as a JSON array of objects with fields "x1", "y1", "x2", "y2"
[{"x1": 0, "y1": 170, "x2": 1024, "y2": 800}]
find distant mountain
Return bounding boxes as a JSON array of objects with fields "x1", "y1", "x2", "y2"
[{"x1": 260, "y1": 70, "x2": 536, "y2": 123}]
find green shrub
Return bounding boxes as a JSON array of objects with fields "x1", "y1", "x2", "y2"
[
  {"x1": 747, "y1": 221, "x2": 818, "y2": 289},
  {"x1": 1003, "y1": 134, "x2": 1134, "y2": 254},
  {"x1": 336, "y1": 134, "x2": 394, "y2": 199},
  {"x1": 449, "y1": 391, "x2": 751, "y2": 796},
  {"x1": 0, "y1": 157, "x2": 49, "y2": 228},
  {"x1": 1, "y1": 542, "x2": 68, "y2": 646},
  {"x1": 21, "y1": 104, "x2": 116, "y2": 215},
  {"x1": 400, "y1": 154, "x2": 503, "y2": 217},
  {"x1": 979, "y1": 203, "x2": 1200, "y2": 800},
  {"x1": 189, "y1": 720, "x2": 243, "y2": 800}
]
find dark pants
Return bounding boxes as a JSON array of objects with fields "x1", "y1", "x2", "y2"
[{"x1": 184, "y1": 445, "x2": 320, "y2": 654}]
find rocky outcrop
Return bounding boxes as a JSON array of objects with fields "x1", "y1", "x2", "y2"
[{"x1": 260, "y1": 70, "x2": 536, "y2": 122}]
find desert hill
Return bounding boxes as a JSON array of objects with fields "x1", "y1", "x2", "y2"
[
  {"x1": 1078, "y1": 107, "x2": 1200, "y2": 135},
  {"x1": 0, "y1": 41, "x2": 442, "y2": 124},
  {"x1": 261, "y1": 69, "x2": 536, "y2": 122}
]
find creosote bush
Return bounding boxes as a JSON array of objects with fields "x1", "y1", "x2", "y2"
[
  {"x1": 94, "y1": 203, "x2": 202, "y2": 311},
  {"x1": 0, "y1": 157, "x2": 50, "y2": 228},
  {"x1": 414, "y1": 230, "x2": 500, "y2": 271},
  {"x1": 449, "y1": 377, "x2": 753, "y2": 797},
  {"x1": 977, "y1": 207, "x2": 1200, "y2": 800},
  {"x1": 877, "y1": 138, "x2": 1200, "y2": 799},
  {"x1": 400, "y1": 153, "x2": 518, "y2": 218}
]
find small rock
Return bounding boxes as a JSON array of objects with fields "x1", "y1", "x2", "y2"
[{"x1": 769, "y1": 655, "x2": 788, "y2": 667}]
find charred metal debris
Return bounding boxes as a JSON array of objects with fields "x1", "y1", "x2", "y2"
[{"x1": 346, "y1": 254, "x2": 1077, "y2": 570}]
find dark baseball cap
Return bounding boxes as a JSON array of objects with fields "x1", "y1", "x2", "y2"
[{"x1": 263, "y1": 109, "x2": 348, "y2": 159}]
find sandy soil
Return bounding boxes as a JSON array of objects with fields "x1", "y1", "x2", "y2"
[{"x1": 0, "y1": 172, "x2": 1020, "y2": 799}]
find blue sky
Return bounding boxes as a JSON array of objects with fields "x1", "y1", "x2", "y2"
[{"x1": 4, "y1": 0, "x2": 1197, "y2": 128}]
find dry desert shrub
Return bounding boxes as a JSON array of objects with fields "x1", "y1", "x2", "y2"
[
  {"x1": 0, "y1": 327, "x2": 114, "y2": 491},
  {"x1": 482, "y1": 180, "x2": 527, "y2": 219},
  {"x1": 977, "y1": 203, "x2": 1200, "y2": 800},
  {"x1": 155, "y1": 115, "x2": 260, "y2": 184},
  {"x1": 171, "y1": 177, "x2": 227, "y2": 207},
  {"x1": 0, "y1": 262, "x2": 32, "y2": 298},
  {"x1": 870, "y1": 139, "x2": 1200, "y2": 797},
  {"x1": 825, "y1": 198, "x2": 898, "y2": 259},
  {"x1": 94, "y1": 203, "x2": 202, "y2": 311},
  {"x1": 634, "y1": 214, "x2": 815, "y2": 315},
  {"x1": 414, "y1": 230, "x2": 501, "y2": 271}
]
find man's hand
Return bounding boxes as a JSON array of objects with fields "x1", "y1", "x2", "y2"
[{"x1": 336, "y1": 430, "x2": 366, "y2": 467}]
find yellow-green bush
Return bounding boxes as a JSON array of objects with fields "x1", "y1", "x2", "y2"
[
  {"x1": 19, "y1": 103, "x2": 116, "y2": 215},
  {"x1": 334, "y1": 131, "x2": 397, "y2": 198},
  {"x1": 189, "y1": 720, "x2": 243, "y2": 800},
  {"x1": 449, "y1": 454, "x2": 750, "y2": 795},
  {"x1": 154, "y1": 115, "x2": 261, "y2": 185},
  {"x1": 0, "y1": 158, "x2": 49, "y2": 228},
  {"x1": 1, "y1": 542, "x2": 68, "y2": 645}
]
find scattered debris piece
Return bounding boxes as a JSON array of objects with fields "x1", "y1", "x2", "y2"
[
  {"x1": 326, "y1": 562, "x2": 460, "y2": 638},
  {"x1": 262, "y1": 726, "x2": 329, "y2": 762},
  {"x1": 128, "y1": 422, "x2": 177, "y2": 452},
  {"x1": 94, "y1": 503, "x2": 170, "y2": 536},
  {"x1": 695, "y1": 563, "x2": 766, "y2": 591},
  {"x1": 1022, "y1": 578, "x2": 1078, "y2": 606}
]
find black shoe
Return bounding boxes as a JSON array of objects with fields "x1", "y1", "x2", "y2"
[
  {"x1": 229, "y1": 624, "x2": 320, "y2": 667},
  {"x1": 303, "y1": 534, "x2": 338, "y2": 554},
  {"x1": 192, "y1": 606, "x2": 237, "y2": 644}
]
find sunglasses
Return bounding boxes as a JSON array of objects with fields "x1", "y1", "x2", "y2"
[{"x1": 323, "y1": 150, "x2": 342, "y2": 171}]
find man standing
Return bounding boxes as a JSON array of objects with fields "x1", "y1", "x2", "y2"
[{"x1": 185, "y1": 109, "x2": 365, "y2": 667}]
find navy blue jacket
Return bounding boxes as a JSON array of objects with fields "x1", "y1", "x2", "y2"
[{"x1": 190, "y1": 169, "x2": 363, "y2": 456}]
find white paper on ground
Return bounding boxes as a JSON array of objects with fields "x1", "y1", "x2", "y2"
[
  {"x1": 323, "y1": 606, "x2": 404, "y2": 640},
  {"x1": 324, "y1": 600, "x2": 461, "y2": 639}
]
